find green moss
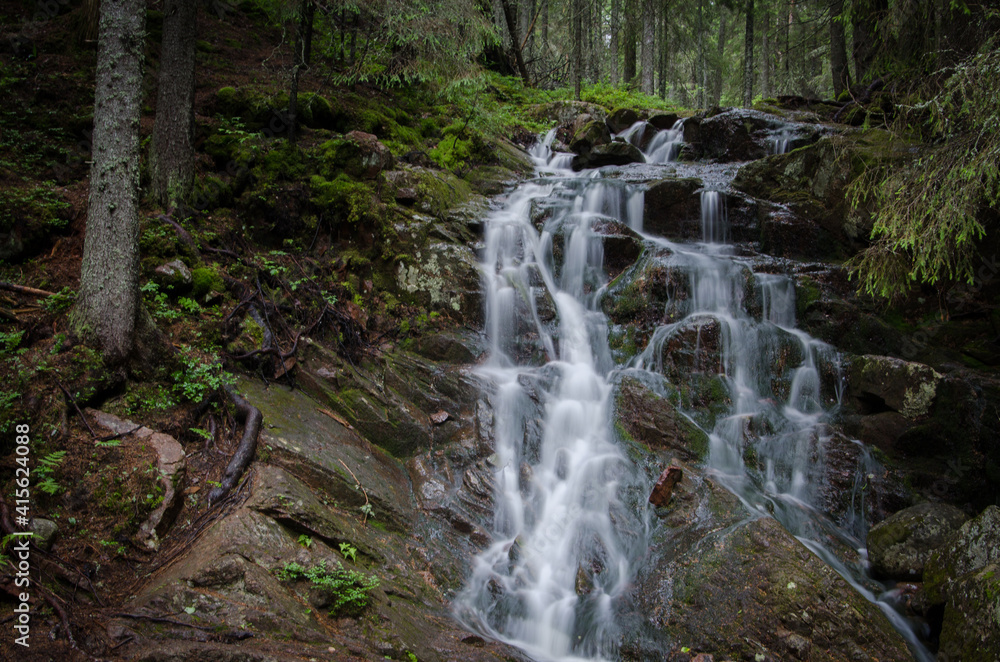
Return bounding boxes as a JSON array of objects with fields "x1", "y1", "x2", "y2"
[
  {"x1": 309, "y1": 174, "x2": 376, "y2": 225},
  {"x1": 794, "y1": 276, "x2": 822, "y2": 318},
  {"x1": 191, "y1": 267, "x2": 224, "y2": 298}
]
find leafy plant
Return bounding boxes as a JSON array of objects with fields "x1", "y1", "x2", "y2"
[
  {"x1": 41, "y1": 287, "x2": 76, "y2": 313},
  {"x1": 35, "y1": 450, "x2": 67, "y2": 495},
  {"x1": 339, "y1": 542, "x2": 357, "y2": 562},
  {"x1": 298, "y1": 534, "x2": 313, "y2": 548},
  {"x1": 275, "y1": 560, "x2": 379, "y2": 617},
  {"x1": 171, "y1": 346, "x2": 233, "y2": 402}
]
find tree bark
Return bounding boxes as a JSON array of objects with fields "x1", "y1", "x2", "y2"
[
  {"x1": 573, "y1": 0, "x2": 583, "y2": 98},
  {"x1": 829, "y1": 0, "x2": 850, "y2": 96},
  {"x1": 610, "y1": 0, "x2": 620, "y2": 85},
  {"x1": 641, "y1": 0, "x2": 655, "y2": 94},
  {"x1": 623, "y1": 0, "x2": 637, "y2": 86},
  {"x1": 696, "y1": 0, "x2": 704, "y2": 107},
  {"x1": 852, "y1": 0, "x2": 885, "y2": 83},
  {"x1": 760, "y1": 9, "x2": 770, "y2": 99},
  {"x1": 288, "y1": 0, "x2": 315, "y2": 144},
  {"x1": 713, "y1": 6, "x2": 726, "y2": 104},
  {"x1": 658, "y1": 1, "x2": 669, "y2": 98},
  {"x1": 74, "y1": 0, "x2": 147, "y2": 365},
  {"x1": 500, "y1": 0, "x2": 530, "y2": 84},
  {"x1": 150, "y1": 0, "x2": 196, "y2": 209},
  {"x1": 743, "y1": 0, "x2": 754, "y2": 107}
]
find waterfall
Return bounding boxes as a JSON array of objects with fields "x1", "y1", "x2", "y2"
[
  {"x1": 459, "y1": 128, "x2": 932, "y2": 662},
  {"x1": 770, "y1": 128, "x2": 794, "y2": 155},
  {"x1": 455, "y1": 130, "x2": 647, "y2": 662}
]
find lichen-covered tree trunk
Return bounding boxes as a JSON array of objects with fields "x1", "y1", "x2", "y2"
[
  {"x1": 742, "y1": 0, "x2": 754, "y2": 107},
  {"x1": 623, "y1": 0, "x2": 637, "y2": 85},
  {"x1": 641, "y1": 0, "x2": 655, "y2": 94},
  {"x1": 150, "y1": 0, "x2": 196, "y2": 208},
  {"x1": 74, "y1": 0, "x2": 147, "y2": 364}
]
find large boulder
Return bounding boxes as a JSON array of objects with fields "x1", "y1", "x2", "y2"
[
  {"x1": 606, "y1": 107, "x2": 641, "y2": 133},
  {"x1": 922, "y1": 506, "x2": 1000, "y2": 661},
  {"x1": 847, "y1": 355, "x2": 942, "y2": 419},
  {"x1": 568, "y1": 114, "x2": 612, "y2": 155},
  {"x1": 682, "y1": 108, "x2": 779, "y2": 161},
  {"x1": 526, "y1": 100, "x2": 608, "y2": 125},
  {"x1": 643, "y1": 177, "x2": 702, "y2": 237},
  {"x1": 866, "y1": 502, "x2": 968, "y2": 580},
  {"x1": 571, "y1": 141, "x2": 644, "y2": 170}
]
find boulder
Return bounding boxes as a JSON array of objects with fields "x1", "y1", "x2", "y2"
[
  {"x1": 866, "y1": 502, "x2": 968, "y2": 580},
  {"x1": 922, "y1": 506, "x2": 1000, "y2": 661},
  {"x1": 607, "y1": 107, "x2": 641, "y2": 133},
  {"x1": 571, "y1": 142, "x2": 645, "y2": 170},
  {"x1": 615, "y1": 376, "x2": 710, "y2": 461},
  {"x1": 648, "y1": 112, "x2": 680, "y2": 130},
  {"x1": 526, "y1": 100, "x2": 608, "y2": 125},
  {"x1": 847, "y1": 355, "x2": 942, "y2": 419},
  {"x1": 342, "y1": 130, "x2": 395, "y2": 179},
  {"x1": 30, "y1": 518, "x2": 58, "y2": 551},
  {"x1": 643, "y1": 177, "x2": 703, "y2": 237},
  {"x1": 568, "y1": 115, "x2": 612, "y2": 155},
  {"x1": 649, "y1": 465, "x2": 683, "y2": 507}
]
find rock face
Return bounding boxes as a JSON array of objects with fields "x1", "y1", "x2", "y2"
[
  {"x1": 922, "y1": 506, "x2": 1000, "y2": 661},
  {"x1": 568, "y1": 114, "x2": 612, "y2": 154},
  {"x1": 572, "y1": 141, "x2": 645, "y2": 170},
  {"x1": 866, "y1": 502, "x2": 968, "y2": 580},
  {"x1": 847, "y1": 355, "x2": 942, "y2": 419},
  {"x1": 622, "y1": 455, "x2": 913, "y2": 662},
  {"x1": 643, "y1": 177, "x2": 702, "y2": 238},
  {"x1": 615, "y1": 376, "x2": 710, "y2": 461},
  {"x1": 682, "y1": 109, "x2": 779, "y2": 161}
]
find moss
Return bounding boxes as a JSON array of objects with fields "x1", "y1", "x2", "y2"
[
  {"x1": 191, "y1": 267, "x2": 224, "y2": 298},
  {"x1": 794, "y1": 276, "x2": 822, "y2": 318},
  {"x1": 309, "y1": 174, "x2": 377, "y2": 225}
]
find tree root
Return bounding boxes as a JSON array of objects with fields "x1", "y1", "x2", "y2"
[{"x1": 207, "y1": 387, "x2": 262, "y2": 504}]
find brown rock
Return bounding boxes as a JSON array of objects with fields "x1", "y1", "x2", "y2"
[
  {"x1": 649, "y1": 465, "x2": 683, "y2": 507},
  {"x1": 344, "y1": 130, "x2": 395, "y2": 179}
]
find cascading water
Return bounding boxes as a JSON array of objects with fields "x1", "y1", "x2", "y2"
[
  {"x1": 455, "y1": 129, "x2": 648, "y2": 661},
  {"x1": 459, "y1": 123, "x2": 932, "y2": 661},
  {"x1": 770, "y1": 128, "x2": 795, "y2": 155}
]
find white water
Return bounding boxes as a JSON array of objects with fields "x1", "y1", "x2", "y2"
[
  {"x1": 459, "y1": 125, "x2": 932, "y2": 661},
  {"x1": 455, "y1": 129, "x2": 647, "y2": 661}
]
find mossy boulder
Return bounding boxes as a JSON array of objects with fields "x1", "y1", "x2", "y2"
[
  {"x1": 526, "y1": 100, "x2": 608, "y2": 125},
  {"x1": 606, "y1": 107, "x2": 641, "y2": 133},
  {"x1": 866, "y1": 502, "x2": 968, "y2": 580},
  {"x1": 614, "y1": 376, "x2": 709, "y2": 461},
  {"x1": 922, "y1": 505, "x2": 1000, "y2": 660},
  {"x1": 846, "y1": 355, "x2": 942, "y2": 419},
  {"x1": 320, "y1": 131, "x2": 395, "y2": 180},
  {"x1": 568, "y1": 114, "x2": 612, "y2": 155}
]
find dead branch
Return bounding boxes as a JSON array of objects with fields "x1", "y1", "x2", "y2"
[
  {"x1": 0, "y1": 281, "x2": 56, "y2": 298},
  {"x1": 54, "y1": 379, "x2": 97, "y2": 438}
]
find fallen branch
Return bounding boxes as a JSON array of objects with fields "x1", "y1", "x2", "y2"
[
  {"x1": 208, "y1": 387, "x2": 262, "y2": 504},
  {"x1": 155, "y1": 214, "x2": 199, "y2": 253},
  {"x1": 0, "y1": 281, "x2": 56, "y2": 298}
]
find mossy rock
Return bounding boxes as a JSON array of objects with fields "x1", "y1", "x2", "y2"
[
  {"x1": 866, "y1": 501, "x2": 968, "y2": 580},
  {"x1": 614, "y1": 376, "x2": 710, "y2": 461}
]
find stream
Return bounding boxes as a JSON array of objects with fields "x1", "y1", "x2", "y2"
[{"x1": 455, "y1": 122, "x2": 932, "y2": 662}]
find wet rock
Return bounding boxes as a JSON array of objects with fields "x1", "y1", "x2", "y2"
[
  {"x1": 527, "y1": 100, "x2": 607, "y2": 125},
  {"x1": 607, "y1": 108, "x2": 641, "y2": 133},
  {"x1": 866, "y1": 502, "x2": 968, "y2": 580},
  {"x1": 758, "y1": 203, "x2": 833, "y2": 259},
  {"x1": 153, "y1": 259, "x2": 192, "y2": 292},
  {"x1": 395, "y1": 187, "x2": 418, "y2": 205},
  {"x1": 847, "y1": 355, "x2": 942, "y2": 419},
  {"x1": 643, "y1": 177, "x2": 703, "y2": 238},
  {"x1": 591, "y1": 217, "x2": 643, "y2": 280},
  {"x1": 571, "y1": 142, "x2": 645, "y2": 170},
  {"x1": 412, "y1": 331, "x2": 483, "y2": 364},
  {"x1": 685, "y1": 109, "x2": 779, "y2": 162},
  {"x1": 922, "y1": 506, "x2": 1000, "y2": 661},
  {"x1": 649, "y1": 465, "x2": 683, "y2": 507},
  {"x1": 626, "y1": 488, "x2": 912, "y2": 662},
  {"x1": 568, "y1": 114, "x2": 612, "y2": 155},
  {"x1": 30, "y1": 518, "x2": 58, "y2": 551},
  {"x1": 648, "y1": 112, "x2": 680, "y2": 130},
  {"x1": 342, "y1": 130, "x2": 395, "y2": 179},
  {"x1": 615, "y1": 376, "x2": 709, "y2": 461}
]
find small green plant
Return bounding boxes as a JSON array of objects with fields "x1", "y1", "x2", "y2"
[
  {"x1": 0, "y1": 330, "x2": 24, "y2": 353},
  {"x1": 35, "y1": 450, "x2": 66, "y2": 495},
  {"x1": 94, "y1": 437, "x2": 122, "y2": 448},
  {"x1": 339, "y1": 542, "x2": 357, "y2": 562},
  {"x1": 41, "y1": 287, "x2": 75, "y2": 313},
  {"x1": 359, "y1": 503, "x2": 375, "y2": 523},
  {"x1": 275, "y1": 560, "x2": 379, "y2": 617},
  {"x1": 172, "y1": 346, "x2": 233, "y2": 402},
  {"x1": 298, "y1": 534, "x2": 313, "y2": 548}
]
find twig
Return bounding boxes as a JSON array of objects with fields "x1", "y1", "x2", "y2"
[
  {"x1": 97, "y1": 424, "x2": 143, "y2": 443},
  {"x1": 54, "y1": 379, "x2": 96, "y2": 438},
  {"x1": 336, "y1": 458, "x2": 370, "y2": 524},
  {"x1": 0, "y1": 281, "x2": 56, "y2": 298}
]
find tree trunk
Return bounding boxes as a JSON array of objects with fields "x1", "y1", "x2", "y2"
[
  {"x1": 623, "y1": 0, "x2": 637, "y2": 86},
  {"x1": 696, "y1": 0, "x2": 704, "y2": 107},
  {"x1": 780, "y1": 0, "x2": 790, "y2": 91},
  {"x1": 150, "y1": 0, "x2": 196, "y2": 209},
  {"x1": 573, "y1": 0, "x2": 583, "y2": 98},
  {"x1": 829, "y1": 0, "x2": 850, "y2": 96},
  {"x1": 641, "y1": 0, "x2": 655, "y2": 93},
  {"x1": 610, "y1": 0, "x2": 620, "y2": 85},
  {"x1": 541, "y1": 0, "x2": 548, "y2": 48},
  {"x1": 74, "y1": 0, "x2": 147, "y2": 364},
  {"x1": 658, "y1": 1, "x2": 669, "y2": 98},
  {"x1": 760, "y1": 9, "x2": 770, "y2": 99},
  {"x1": 713, "y1": 6, "x2": 726, "y2": 104},
  {"x1": 852, "y1": 0, "x2": 885, "y2": 83},
  {"x1": 743, "y1": 0, "x2": 754, "y2": 106},
  {"x1": 500, "y1": 0, "x2": 530, "y2": 84},
  {"x1": 288, "y1": 0, "x2": 314, "y2": 144}
]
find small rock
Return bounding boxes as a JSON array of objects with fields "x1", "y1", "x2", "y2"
[
  {"x1": 153, "y1": 259, "x2": 193, "y2": 292},
  {"x1": 344, "y1": 130, "x2": 395, "y2": 179},
  {"x1": 691, "y1": 654, "x2": 714, "y2": 662},
  {"x1": 30, "y1": 518, "x2": 58, "y2": 551},
  {"x1": 649, "y1": 465, "x2": 684, "y2": 507},
  {"x1": 430, "y1": 410, "x2": 450, "y2": 425},
  {"x1": 575, "y1": 565, "x2": 593, "y2": 595}
]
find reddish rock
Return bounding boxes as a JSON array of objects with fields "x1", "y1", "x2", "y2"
[
  {"x1": 344, "y1": 130, "x2": 395, "y2": 179},
  {"x1": 649, "y1": 465, "x2": 684, "y2": 507}
]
